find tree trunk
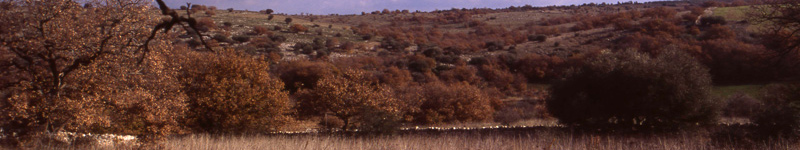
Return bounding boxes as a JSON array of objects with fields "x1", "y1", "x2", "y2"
[{"x1": 341, "y1": 117, "x2": 349, "y2": 132}]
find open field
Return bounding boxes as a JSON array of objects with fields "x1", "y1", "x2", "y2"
[
  {"x1": 711, "y1": 6, "x2": 750, "y2": 21},
  {"x1": 712, "y1": 84, "x2": 765, "y2": 98},
  {"x1": 23, "y1": 128, "x2": 797, "y2": 150}
]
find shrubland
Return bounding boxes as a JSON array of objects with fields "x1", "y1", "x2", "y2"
[{"x1": 2, "y1": 0, "x2": 800, "y2": 149}]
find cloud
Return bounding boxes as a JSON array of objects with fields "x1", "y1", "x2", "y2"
[{"x1": 166, "y1": 0, "x2": 658, "y2": 15}]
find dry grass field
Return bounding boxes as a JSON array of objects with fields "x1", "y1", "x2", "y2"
[{"x1": 164, "y1": 130, "x2": 796, "y2": 150}]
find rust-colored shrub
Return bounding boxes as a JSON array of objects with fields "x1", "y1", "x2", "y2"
[
  {"x1": 253, "y1": 26, "x2": 273, "y2": 35},
  {"x1": 290, "y1": 24, "x2": 308, "y2": 33},
  {"x1": 191, "y1": 4, "x2": 207, "y2": 11},
  {"x1": 250, "y1": 37, "x2": 279, "y2": 50},
  {"x1": 700, "y1": 24, "x2": 736, "y2": 40},
  {"x1": 642, "y1": 7, "x2": 677, "y2": 19},
  {"x1": 477, "y1": 64, "x2": 528, "y2": 96},
  {"x1": 205, "y1": 9, "x2": 216, "y2": 16},
  {"x1": 438, "y1": 65, "x2": 481, "y2": 85},
  {"x1": 295, "y1": 69, "x2": 400, "y2": 131},
  {"x1": 379, "y1": 66, "x2": 414, "y2": 87},
  {"x1": 416, "y1": 82, "x2": 495, "y2": 124},
  {"x1": 197, "y1": 17, "x2": 216, "y2": 32},
  {"x1": 178, "y1": 49, "x2": 292, "y2": 134},
  {"x1": 700, "y1": 39, "x2": 771, "y2": 84},
  {"x1": 636, "y1": 19, "x2": 683, "y2": 37},
  {"x1": 515, "y1": 54, "x2": 566, "y2": 83},
  {"x1": 407, "y1": 55, "x2": 436, "y2": 73}
]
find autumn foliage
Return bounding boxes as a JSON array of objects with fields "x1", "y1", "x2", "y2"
[
  {"x1": 3, "y1": 0, "x2": 800, "y2": 147},
  {"x1": 295, "y1": 69, "x2": 400, "y2": 131},
  {"x1": 0, "y1": 0, "x2": 186, "y2": 144},
  {"x1": 414, "y1": 82, "x2": 496, "y2": 124},
  {"x1": 178, "y1": 49, "x2": 292, "y2": 134}
]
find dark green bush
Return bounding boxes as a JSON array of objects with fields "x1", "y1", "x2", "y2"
[
  {"x1": 547, "y1": 50, "x2": 718, "y2": 130},
  {"x1": 212, "y1": 35, "x2": 234, "y2": 43},
  {"x1": 751, "y1": 84, "x2": 800, "y2": 138},
  {"x1": 700, "y1": 16, "x2": 727, "y2": 27},
  {"x1": 722, "y1": 93, "x2": 761, "y2": 118},
  {"x1": 528, "y1": 34, "x2": 547, "y2": 42},
  {"x1": 232, "y1": 35, "x2": 250, "y2": 43}
]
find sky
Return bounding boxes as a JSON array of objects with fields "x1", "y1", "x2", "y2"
[{"x1": 164, "y1": 0, "x2": 663, "y2": 15}]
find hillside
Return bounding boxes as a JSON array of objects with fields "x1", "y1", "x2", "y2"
[{"x1": 3, "y1": 0, "x2": 800, "y2": 148}]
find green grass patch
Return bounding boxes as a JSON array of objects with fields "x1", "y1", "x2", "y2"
[
  {"x1": 712, "y1": 6, "x2": 750, "y2": 21},
  {"x1": 712, "y1": 84, "x2": 765, "y2": 98}
]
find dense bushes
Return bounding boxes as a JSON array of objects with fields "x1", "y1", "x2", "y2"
[
  {"x1": 415, "y1": 82, "x2": 496, "y2": 124},
  {"x1": 713, "y1": 83, "x2": 800, "y2": 146},
  {"x1": 178, "y1": 50, "x2": 292, "y2": 134},
  {"x1": 722, "y1": 93, "x2": 760, "y2": 118},
  {"x1": 528, "y1": 34, "x2": 547, "y2": 42},
  {"x1": 751, "y1": 84, "x2": 800, "y2": 138},
  {"x1": 295, "y1": 69, "x2": 400, "y2": 131},
  {"x1": 700, "y1": 16, "x2": 727, "y2": 27},
  {"x1": 699, "y1": 38, "x2": 771, "y2": 84},
  {"x1": 274, "y1": 60, "x2": 340, "y2": 93},
  {"x1": 547, "y1": 50, "x2": 718, "y2": 130}
]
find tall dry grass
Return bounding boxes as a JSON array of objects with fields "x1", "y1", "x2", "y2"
[{"x1": 159, "y1": 130, "x2": 797, "y2": 150}]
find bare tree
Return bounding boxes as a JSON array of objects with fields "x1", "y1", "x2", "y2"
[{"x1": 751, "y1": 0, "x2": 800, "y2": 66}]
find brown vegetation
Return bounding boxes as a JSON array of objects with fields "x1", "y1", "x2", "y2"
[
  {"x1": 2, "y1": 0, "x2": 800, "y2": 148},
  {"x1": 289, "y1": 24, "x2": 308, "y2": 33},
  {"x1": 178, "y1": 50, "x2": 292, "y2": 134},
  {"x1": 295, "y1": 69, "x2": 399, "y2": 131},
  {"x1": 0, "y1": 0, "x2": 186, "y2": 145},
  {"x1": 548, "y1": 50, "x2": 717, "y2": 130}
]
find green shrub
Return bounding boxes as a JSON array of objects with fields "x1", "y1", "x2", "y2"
[
  {"x1": 751, "y1": 84, "x2": 800, "y2": 138},
  {"x1": 700, "y1": 16, "x2": 726, "y2": 27},
  {"x1": 232, "y1": 35, "x2": 250, "y2": 43},
  {"x1": 723, "y1": 93, "x2": 761, "y2": 118},
  {"x1": 212, "y1": 35, "x2": 233, "y2": 43},
  {"x1": 547, "y1": 50, "x2": 718, "y2": 130},
  {"x1": 528, "y1": 34, "x2": 547, "y2": 42}
]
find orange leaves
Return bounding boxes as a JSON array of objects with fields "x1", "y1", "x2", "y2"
[
  {"x1": 290, "y1": 24, "x2": 308, "y2": 33},
  {"x1": 0, "y1": 0, "x2": 180, "y2": 141},
  {"x1": 295, "y1": 69, "x2": 399, "y2": 130},
  {"x1": 252, "y1": 26, "x2": 273, "y2": 36},
  {"x1": 179, "y1": 49, "x2": 291, "y2": 133},
  {"x1": 414, "y1": 82, "x2": 495, "y2": 124}
]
